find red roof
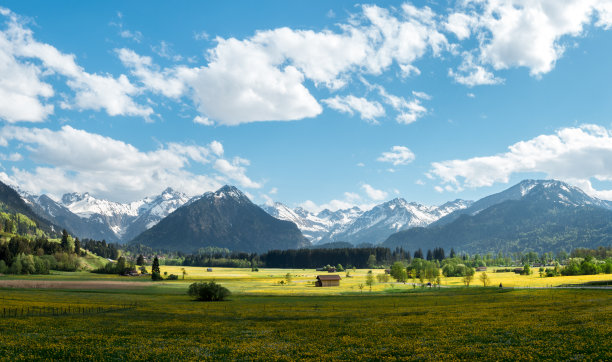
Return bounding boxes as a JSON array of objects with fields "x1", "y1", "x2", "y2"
[{"x1": 317, "y1": 275, "x2": 341, "y2": 281}]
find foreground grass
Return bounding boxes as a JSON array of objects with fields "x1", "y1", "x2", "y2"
[{"x1": 0, "y1": 287, "x2": 610, "y2": 360}]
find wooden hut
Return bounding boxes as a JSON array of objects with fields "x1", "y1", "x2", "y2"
[{"x1": 315, "y1": 275, "x2": 341, "y2": 287}]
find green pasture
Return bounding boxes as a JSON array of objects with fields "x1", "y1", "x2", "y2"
[{"x1": 0, "y1": 286, "x2": 609, "y2": 360}]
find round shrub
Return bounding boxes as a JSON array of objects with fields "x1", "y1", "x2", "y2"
[{"x1": 188, "y1": 281, "x2": 231, "y2": 301}]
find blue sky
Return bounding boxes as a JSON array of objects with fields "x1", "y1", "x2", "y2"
[{"x1": 2, "y1": 0, "x2": 612, "y2": 211}]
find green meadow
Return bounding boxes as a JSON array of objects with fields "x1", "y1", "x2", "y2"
[{"x1": 0, "y1": 267, "x2": 610, "y2": 360}]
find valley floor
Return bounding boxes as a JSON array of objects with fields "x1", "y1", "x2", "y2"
[
  {"x1": 0, "y1": 267, "x2": 611, "y2": 359},
  {"x1": 0, "y1": 286, "x2": 610, "y2": 360}
]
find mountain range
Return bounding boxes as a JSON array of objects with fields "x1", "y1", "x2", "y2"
[
  {"x1": 22, "y1": 187, "x2": 193, "y2": 242},
  {"x1": 0, "y1": 181, "x2": 60, "y2": 237},
  {"x1": 11, "y1": 178, "x2": 612, "y2": 254},
  {"x1": 131, "y1": 186, "x2": 309, "y2": 253},
  {"x1": 262, "y1": 198, "x2": 471, "y2": 245},
  {"x1": 383, "y1": 180, "x2": 612, "y2": 254}
]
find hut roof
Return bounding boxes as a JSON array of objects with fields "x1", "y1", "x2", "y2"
[{"x1": 317, "y1": 275, "x2": 341, "y2": 281}]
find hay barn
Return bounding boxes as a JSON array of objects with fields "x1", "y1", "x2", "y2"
[{"x1": 315, "y1": 275, "x2": 341, "y2": 287}]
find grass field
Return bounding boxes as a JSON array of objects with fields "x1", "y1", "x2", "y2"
[
  {"x1": 1, "y1": 266, "x2": 611, "y2": 294},
  {"x1": 0, "y1": 285, "x2": 610, "y2": 360}
]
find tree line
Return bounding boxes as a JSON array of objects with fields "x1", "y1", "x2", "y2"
[{"x1": 0, "y1": 230, "x2": 83, "y2": 274}]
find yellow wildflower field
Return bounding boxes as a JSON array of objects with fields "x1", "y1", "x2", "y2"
[{"x1": 0, "y1": 287, "x2": 609, "y2": 360}]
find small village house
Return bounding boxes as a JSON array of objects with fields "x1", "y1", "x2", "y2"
[{"x1": 315, "y1": 275, "x2": 341, "y2": 287}]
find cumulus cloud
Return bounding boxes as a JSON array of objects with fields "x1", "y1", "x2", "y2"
[
  {"x1": 429, "y1": 124, "x2": 612, "y2": 199},
  {"x1": 361, "y1": 183, "x2": 388, "y2": 201},
  {"x1": 299, "y1": 188, "x2": 383, "y2": 213},
  {"x1": 0, "y1": 8, "x2": 152, "y2": 122},
  {"x1": 377, "y1": 146, "x2": 415, "y2": 166},
  {"x1": 448, "y1": 0, "x2": 612, "y2": 83},
  {"x1": 213, "y1": 157, "x2": 261, "y2": 189},
  {"x1": 361, "y1": 80, "x2": 430, "y2": 124},
  {"x1": 322, "y1": 95, "x2": 384, "y2": 123},
  {"x1": 117, "y1": 3, "x2": 448, "y2": 126},
  {"x1": 0, "y1": 125, "x2": 260, "y2": 202},
  {"x1": 117, "y1": 48, "x2": 193, "y2": 99},
  {"x1": 449, "y1": 51, "x2": 504, "y2": 86}
]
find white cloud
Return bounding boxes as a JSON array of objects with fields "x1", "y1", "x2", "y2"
[
  {"x1": 444, "y1": 12, "x2": 476, "y2": 40},
  {"x1": 213, "y1": 157, "x2": 261, "y2": 189},
  {"x1": 377, "y1": 146, "x2": 416, "y2": 166},
  {"x1": 365, "y1": 81, "x2": 429, "y2": 124},
  {"x1": 0, "y1": 9, "x2": 152, "y2": 121},
  {"x1": 193, "y1": 115, "x2": 213, "y2": 126},
  {"x1": 0, "y1": 125, "x2": 260, "y2": 202},
  {"x1": 322, "y1": 95, "x2": 384, "y2": 123},
  {"x1": 299, "y1": 189, "x2": 377, "y2": 213},
  {"x1": 357, "y1": 162, "x2": 365, "y2": 167},
  {"x1": 361, "y1": 183, "x2": 388, "y2": 201},
  {"x1": 194, "y1": 31, "x2": 209, "y2": 41},
  {"x1": 116, "y1": 3, "x2": 447, "y2": 126},
  {"x1": 209, "y1": 140, "x2": 224, "y2": 157},
  {"x1": 152, "y1": 41, "x2": 183, "y2": 62},
  {"x1": 0, "y1": 152, "x2": 22, "y2": 161},
  {"x1": 429, "y1": 124, "x2": 612, "y2": 200},
  {"x1": 119, "y1": 29, "x2": 142, "y2": 43},
  {"x1": 449, "y1": 51, "x2": 504, "y2": 86},
  {"x1": 117, "y1": 48, "x2": 192, "y2": 99},
  {"x1": 449, "y1": 0, "x2": 612, "y2": 81},
  {"x1": 0, "y1": 11, "x2": 54, "y2": 122}
]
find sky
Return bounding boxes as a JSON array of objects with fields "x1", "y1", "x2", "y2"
[{"x1": 2, "y1": 0, "x2": 612, "y2": 212}]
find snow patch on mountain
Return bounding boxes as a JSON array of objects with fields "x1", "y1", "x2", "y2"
[{"x1": 263, "y1": 198, "x2": 471, "y2": 245}]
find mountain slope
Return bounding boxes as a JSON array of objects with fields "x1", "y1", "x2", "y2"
[
  {"x1": 432, "y1": 179, "x2": 612, "y2": 227},
  {"x1": 122, "y1": 188, "x2": 192, "y2": 241},
  {"x1": 131, "y1": 186, "x2": 310, "y2": 253},
  {"x1": 0, "y1": 181, "x2": 59, "y2": 237},
  {"x1": 24, "y1": 187, "x2": 194, "y2": 242},
  {"x1": 24, "y1": 194, "x2": 119, "y2": 241},
  {"x1": 326, "y1": 198, "x2": 470, "y2": 245},
  {"x1": 383, "y1": 180, "x2": 612, "y2": 254},
  {"x1": 264, "y1": 199, "x2": 470, "y2": 245}
]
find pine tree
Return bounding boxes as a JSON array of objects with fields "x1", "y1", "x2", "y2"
[
  {"x1": 61, "y1": 230, "x2": 69, "y2": 251},
  {"x1": 151, "y1": 256, "x2": 162, "y2": 280},
  {"x1": 152, "y1": 256, "x2": 160, "y2": 273},
  {"x1": 136, "y1": 254, "x2": 145, "y2": 266},
  {"x1": 74, "y1": 238, "x2": 81, "y2": 255}
]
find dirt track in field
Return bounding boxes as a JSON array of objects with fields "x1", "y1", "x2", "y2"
[{"x1": 0, "y1": 280, "x2": 151, "y2": 290}]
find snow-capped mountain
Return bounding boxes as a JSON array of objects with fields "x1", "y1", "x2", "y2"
[
  {"x1": 432, "y1": 179, "x2": 612, "y2": 227},
  {"x1": 23, "y1": 187, "x2": 195, "y2": 242},
  {"x1": 122, "y1": 188, "x2": 193, "y2": 241},
  {"x1": 262, "y1": 198, "x2": 471, "y2": 245},
  {"x1": 261, "y1": 203, "x2": 363, "y2": 243},
  {"x1": 132, "y1": 185, "x2": 310, "y2": 253},
  {"x1": 383, "y1": 179, "x2": 612, "y2": 254}
]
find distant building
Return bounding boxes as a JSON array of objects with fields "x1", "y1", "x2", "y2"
[
  {"x1": 207, "y1": 268, "x2": 213, "y2": 272},
  {"x1": 476, "y1": 267, "x2": 487, "y2": 272},
  {"x1": 315, "y1": 275, "x2": 341, "y2": 287}
]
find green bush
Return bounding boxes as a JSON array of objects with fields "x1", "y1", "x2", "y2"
[
  {"x1": 188, "y1": 281, "x2": 231, "y2": 301},
  {"x1": 151, "y1": 271, "x2": 163, "y2": 281},
  {"x1": 166, "y1": 274, "x2": 179, "y2": 280}
]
